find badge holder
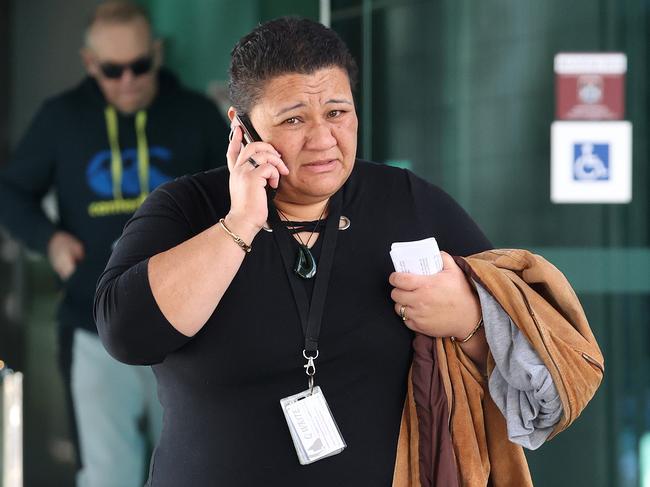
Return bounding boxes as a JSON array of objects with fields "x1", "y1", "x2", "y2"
[
  {"x1": 272, "y1": 192, "x2": 346, "y2": 465},
  {"x1": 280, "y1": 350, "x2": 346, "y2": 465}
]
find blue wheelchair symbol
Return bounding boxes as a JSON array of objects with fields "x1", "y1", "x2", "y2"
[{"x1": 573, "y1": 143, "x2": 609, "y2": 181}]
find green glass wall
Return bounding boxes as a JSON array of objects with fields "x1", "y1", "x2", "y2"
[
  {"x1": 137, "y1": 0, "x2": 319, "y2": 93},
  {"x1": 9, "y1": 0, "x2": 647, "y2": 484},
  {"x1": 332, "y1": 0, "x2": 649, "y2": 486}
]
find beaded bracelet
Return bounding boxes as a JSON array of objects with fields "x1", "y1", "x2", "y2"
[
  {"x1": 218, "y1": 218, "x2": 252, "y2": 253},
  {"x1": 450, "y1": 317, "x2": 484, "y2": 343}
]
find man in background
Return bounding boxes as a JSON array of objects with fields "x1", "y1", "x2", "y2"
[{"x1": 0, "y1": 1, "x2": 229, "y2": 485}]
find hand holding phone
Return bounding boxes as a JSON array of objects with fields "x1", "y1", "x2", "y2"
[
  {"x1": 224, "y1": 113, "x2": 288, "y2": 231},
  {"x1": 234, "y1": 114, "x2": 279, "y2": 200}
]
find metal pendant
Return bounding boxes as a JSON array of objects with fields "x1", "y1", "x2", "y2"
[{"x1": 294, "y1": 244, "x2": 317, "y2": 279}]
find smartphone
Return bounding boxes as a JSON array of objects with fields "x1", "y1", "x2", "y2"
[
  {"x1": 236, "y1": 113, "x2": 262, "y2": 145},
  {"x1": 235, "y1": 113, "x2": 276, "y2": 200}
]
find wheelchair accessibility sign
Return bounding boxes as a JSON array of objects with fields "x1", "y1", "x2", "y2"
[
  {"x1": 573, "y1": 143, "x2": 609, "y2": 181},
  {"x1": 551, "y1": 121, "x2": 631, "y2": 203}
]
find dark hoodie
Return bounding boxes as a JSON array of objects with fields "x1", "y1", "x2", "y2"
[{"x1": 0, "y1": 69, "x2": 229, "y2": 333}]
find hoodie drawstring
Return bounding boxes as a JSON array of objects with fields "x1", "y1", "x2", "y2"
[{"x1": 104, "y1": 106, "x2": 150, "y2": 201}]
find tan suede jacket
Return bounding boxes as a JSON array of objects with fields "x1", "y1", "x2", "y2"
[{"x1": 392, "y1": 249, "x2": 604, "y2": 487}]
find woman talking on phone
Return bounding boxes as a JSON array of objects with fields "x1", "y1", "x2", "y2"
[{"x1": 94, "y1": 17, "x2": 589, "y2": 487}]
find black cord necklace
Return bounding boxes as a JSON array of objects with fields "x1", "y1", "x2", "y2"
[{"x1": 276, "y1": 201, "x2": 329, "y2": 279}]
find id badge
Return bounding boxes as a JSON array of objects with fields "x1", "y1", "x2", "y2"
[{"x1": 280, "y1": 386, "x2": 346, "y2": 465}]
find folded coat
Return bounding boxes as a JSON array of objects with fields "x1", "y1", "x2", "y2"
[{"x1": 392, "y1": 249, "x2": 604, "y2": 487}]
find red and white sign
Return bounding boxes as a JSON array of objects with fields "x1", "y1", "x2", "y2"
[{"x1": 555, "y1": 53, "x2": 626, "y2": 120}]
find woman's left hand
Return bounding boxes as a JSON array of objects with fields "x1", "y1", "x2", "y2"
[{"x1": 389, "y1": 252, "x2": 481, "y2": 339}]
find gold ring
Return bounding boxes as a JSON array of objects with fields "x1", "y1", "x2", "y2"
[{"x1": 399, "y1": 304, "x2": 407, "y2": 321}]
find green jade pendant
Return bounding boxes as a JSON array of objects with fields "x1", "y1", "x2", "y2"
[{"x1": 294, "y1": 244, "x2": 317, "y2": 279}]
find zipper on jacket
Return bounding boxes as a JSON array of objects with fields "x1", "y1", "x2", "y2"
[{"x1": 581, "y1": 352, "x2": 604, "y2": 373}]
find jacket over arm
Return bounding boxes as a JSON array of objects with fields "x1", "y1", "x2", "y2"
[{"x1": 393, "y1": 249, "x2": 604, "y2": 487}]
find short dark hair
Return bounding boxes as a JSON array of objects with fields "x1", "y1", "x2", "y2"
[{"x1": 228, "y1": 17, "x2": 358, "y2": 114}]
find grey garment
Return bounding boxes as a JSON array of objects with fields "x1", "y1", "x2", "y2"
[
  {"x1": 474, "y1": 281, "x2": 563, "y2": 450},
  {"x1": 72, "y1": 329, "x2": 162, "y2": 487}
]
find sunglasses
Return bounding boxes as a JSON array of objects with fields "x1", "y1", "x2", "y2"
[{"x1": 98, "y1": 55, "x2": 154, "y2": 79}]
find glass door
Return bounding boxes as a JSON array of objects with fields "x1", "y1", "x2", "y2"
[{"x1": 332, "y1": 1, "x2": 650, "y2": 485}]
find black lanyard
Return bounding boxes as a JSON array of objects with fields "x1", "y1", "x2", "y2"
[{"x1": 269, "y1": 190, "x2": 343, "y2": 386}]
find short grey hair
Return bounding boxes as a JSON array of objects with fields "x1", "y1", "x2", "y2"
[{"x1": 84, "y1": 0, "x2": 152, "y2": 48}]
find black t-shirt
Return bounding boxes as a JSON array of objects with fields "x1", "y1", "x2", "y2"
[{"x1": 95, "y1": 160, "x2": 491, "y2": 486}]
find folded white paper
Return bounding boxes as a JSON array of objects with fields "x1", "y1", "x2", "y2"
[{"x1": 390, "y1": 237, "x2": 443, "y2": 275}]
